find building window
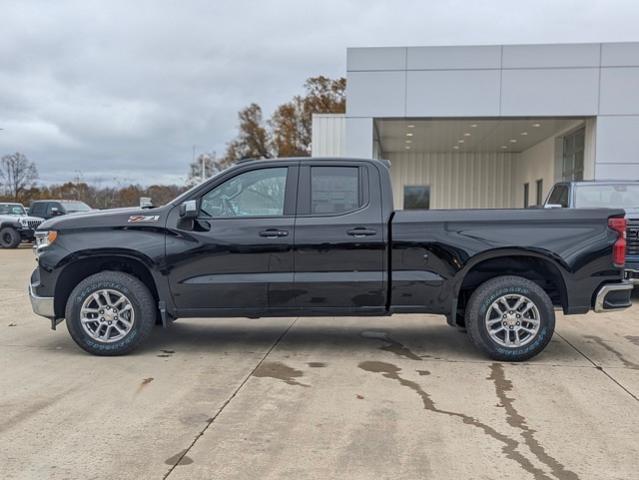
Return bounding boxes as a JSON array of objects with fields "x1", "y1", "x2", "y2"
[
  {"x1": 562, "y1": 127, "x2": 585, "y2": 181},
  {"x1": 536, "y1": 179, "x2": 543, "y2": 206},
  {"x1": 404, "y1": 186, "x2": 430, "y2": 210},
  {"x1": 524, "y1": 183, "x2": 529, "y2": 208}
]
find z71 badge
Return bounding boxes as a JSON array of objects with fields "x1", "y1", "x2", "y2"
[{"x1": 128, "y1": 215, "x2": 160, "y2": 223}]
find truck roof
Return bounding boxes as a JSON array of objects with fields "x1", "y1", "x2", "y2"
[
  {"x1": 235, "y1": 157, "x2": 391, "y2": 169},
  {"x1": 558, "y1": 180, "x2": 639, "y2": 186}
]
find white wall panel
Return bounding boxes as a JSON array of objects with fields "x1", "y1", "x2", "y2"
[
  {"x1": 601, "y1": 43, "x2": 639, "y2": 67},
  {"x1": 512, "y1": 137, "x2": 556, "y2": 207},
  {"x1": 406, "y1": 70, "x2": 501, "y2": 117},
  {"x1": 406, "y1": 45, "x2": 501, "y2": 70},
  {"x1": 501, "y1": 68, "x2": 599, "y2": 116},
  {"x1": 387, "y1": 152, "x2": 517, "y2": 209},
  {"x1": 347, "y1": 47, "x2": 406, "y2": 71},
  {"x1": 595, "y1": 116, "x2": 639, "y2": 174},
  {"x1": 599, "y1": 67, "x2": 639, "y2": 115},
  {"x1": 502, "y1": 43, "x2": 600, "y2": 68},
  {"x1": 311, "y1": 114, "x2": 345, "y2": 157},
  {"x1": 345, "y1": 117, "x2": 374, "y2": 158},
  {"x1": 347, "y1": 71, "x2": 406, "y2": 117}
]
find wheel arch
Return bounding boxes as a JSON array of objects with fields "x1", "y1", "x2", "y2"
[
  {"x1": 54, "y1": 252, "x2": 162, "y2": 319},
  {"x1": 452, "y1": 249, "x2": 569, "y2": 326}
]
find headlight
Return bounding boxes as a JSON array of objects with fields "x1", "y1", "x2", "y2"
[{"x1": 33, "y1": 231, "x2": 58, "y2": 258}]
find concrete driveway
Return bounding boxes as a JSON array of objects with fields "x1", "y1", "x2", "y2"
[{"x1": 1, "y1": 247, "x2": 638, "y2": 480}]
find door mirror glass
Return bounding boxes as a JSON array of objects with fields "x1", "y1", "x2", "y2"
[{"x1": 179, "y1": 199, "x2": 198, "y2": 218}]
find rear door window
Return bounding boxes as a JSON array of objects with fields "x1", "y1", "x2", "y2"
[{"x1": 310, "y1": 166, "x2": 360, "y2": 215}]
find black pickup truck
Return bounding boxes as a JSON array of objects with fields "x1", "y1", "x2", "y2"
[{"x1": 29, "y1": 158, "x2": 633, "y2": 360}]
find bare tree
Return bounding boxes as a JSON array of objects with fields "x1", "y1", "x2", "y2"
[
  {"x1": 0, "y1": 152, "x2": 38, "y2": 201},
  {"x1": 186, "y1": 151, "x2": 224, "y2": 186}
]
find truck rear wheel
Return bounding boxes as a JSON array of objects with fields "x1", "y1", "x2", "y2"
[
  {"x1": 0, "y1": 227, "x2": 21, "y2": 248},
  {"x1": 465, "y1": 275, "x2": 555, "y2": 361},
  {"x1": 65, "y1": 271, "x2": 155, "y2": 355}
]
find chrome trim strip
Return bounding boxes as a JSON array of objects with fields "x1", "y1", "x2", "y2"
[
  {"x1": 28, "y1": 283, "x2": 55, "y2": 319},
  {"x1": 594, "y1": 281, "x2": 634, "y2": 313}
]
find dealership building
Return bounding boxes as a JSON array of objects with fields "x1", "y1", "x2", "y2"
[{"x1": 311, "y1": 42, "x2": 639, "y2": 209}]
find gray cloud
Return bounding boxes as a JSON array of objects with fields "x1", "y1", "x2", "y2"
[{"x1": 1, "y1": 0, "x2": 638, "y2": 185}]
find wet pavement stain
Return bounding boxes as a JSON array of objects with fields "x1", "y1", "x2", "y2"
[
  {"x1": 416, "y1": 370, "x2": 430, "y2": 376},
  {"x1": 360, "y1": 330, "x2": 422, "y2": 361},
  {"x1": 585, "y1": 335, "x2": 639, "y2": 369},
  {"x1": 488, "y1": 363, "x2": 580, "y2": 480},
  {"x1": 359, "y1": 361, "x2": 559, "y2": 480},
  {"x1": 135, "y1": 378, "x2": 154, "y2": 394},
  {"x1": 625, "y1": 335, "x2": 639, "y2": 347},
  {"x1": 0, "y1": 387, "x2": 78, "y2": 433},
  {"x1": 307, "y1": 362, "x2": 326, "y2": 368},
  {"x1": 157, "y1": 354, "x2": 171, "y2": 358},
  {"x1": 253, "y1": 361, "x2": 309, "y2": 387},
  {"x1": 356, "y1": 394, "x2": 365, "y2": 399},
  {"x1": 164, "y1": 449, "x2": 194, "y2": 466}
]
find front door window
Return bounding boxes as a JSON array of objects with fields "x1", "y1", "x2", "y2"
[{"x1": 200, "y1": 167, "x2": 288, "y2": 218}]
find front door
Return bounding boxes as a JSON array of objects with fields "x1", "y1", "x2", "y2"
[
  {"x1": 293, "y1": 162, "x2": 386, "y2": 311},
  {"x1": 166, "y1": 164, "x2": 298, "y2": 314}
]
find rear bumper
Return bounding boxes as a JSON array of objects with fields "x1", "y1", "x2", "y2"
[
  {"x1": 28, "y1": 281, "x2": 55, "y2": 319},
  {"x1": 624, "y1": 267, "x2": 639, "y2": 285},
  {"x1": 594, "y1": 281, "x2": 633, "y2": 312}
]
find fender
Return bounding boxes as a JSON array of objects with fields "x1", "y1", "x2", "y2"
[{"x1": 449, "y1": 247, "x2": 570, "y2": 322}]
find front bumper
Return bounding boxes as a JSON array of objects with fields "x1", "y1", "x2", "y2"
[
  {"x1": 19, "y1": 228, "x2": 36, "y2": 241},
  {"x1": 28, "y1": 282, "x2": 55, "y2": 319},
  {"x1": 594, "y1": 281, "x2": 633, "y2": 312}
]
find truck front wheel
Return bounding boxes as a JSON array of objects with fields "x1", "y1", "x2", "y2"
[
  {"x1": 65, "y1": 271, "x2": 155, "y2": 355},
  {"x1": 0, "y1": 227, "x2": 21, "y2": 248},
  {"x1": 465, "y1": 275, "x2": 555, "y2": 362}
]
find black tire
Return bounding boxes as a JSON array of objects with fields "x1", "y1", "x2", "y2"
[
  {"x1": 0, "y1": 227, "x2": 21, "y2": 248},
  {"x1": 65, "y1": 271, "x2": 155, "y2": 356},
  {"x1": 465, "y1": 275, "x2": 555, "y2": 362}
]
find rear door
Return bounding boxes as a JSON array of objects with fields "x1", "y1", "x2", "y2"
[{"x1": 293, "y1": 162, "x2": 386, "y2": 311}]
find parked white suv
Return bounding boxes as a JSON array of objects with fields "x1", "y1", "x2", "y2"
[{"x1": 0, "y1": 203, "x2": 44, "y2": 248}]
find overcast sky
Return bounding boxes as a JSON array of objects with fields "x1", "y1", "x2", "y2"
[{"x1": 1, "y1": 0, "x2": 638, "y2": 186}]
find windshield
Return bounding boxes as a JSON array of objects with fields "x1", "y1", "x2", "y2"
[
  {"x1": 63, "y1": 201, "x2": 91, "y2": 213},
  {"x1": 0, "y1": 203, "x2": 26, "y2": 216},
  {"x1": 574, "y1": 184, "x2": 639, "y2": 208}
]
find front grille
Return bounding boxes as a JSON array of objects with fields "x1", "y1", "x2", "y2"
[
  {"x1": 626, "y1": 220, "x2": 639, "y2": 256},
  {"x1": 23, "y1": 219, "x2": 43, "y2": 231}
]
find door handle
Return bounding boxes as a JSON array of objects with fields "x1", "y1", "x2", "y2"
[
  {"x1": 347, "y1": 227, "x2": 377, "y2": 237},
  {"x1": 259, "y1": 229, "x2": 289, "y2": 238}
]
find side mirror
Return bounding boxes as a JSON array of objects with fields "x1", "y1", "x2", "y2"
[
  {"x1": 179, "y1": 199, "x2": 198, "y2": 219},
  {"x1": 544, "y1": 204, "x2": 563, "y2": 209},
  {"x1": 51, "y1": 207, "x2": 62, "y2": 216}
]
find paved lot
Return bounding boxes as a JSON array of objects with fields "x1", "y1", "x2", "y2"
[{"x1": 1, "y1": 247, "x2": 638, "y2": 480}]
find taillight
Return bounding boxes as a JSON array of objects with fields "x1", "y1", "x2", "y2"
[{"x1": 608, "y1": 217, "x2": 627, "y2": 268}]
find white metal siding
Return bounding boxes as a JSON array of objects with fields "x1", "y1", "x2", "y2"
[
  {"x1": 388, "y1": 152, "x2": 517, "y2": 209},
  {"x1": 311, "y1": 114, "x2": 345, "y2": 157}
]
